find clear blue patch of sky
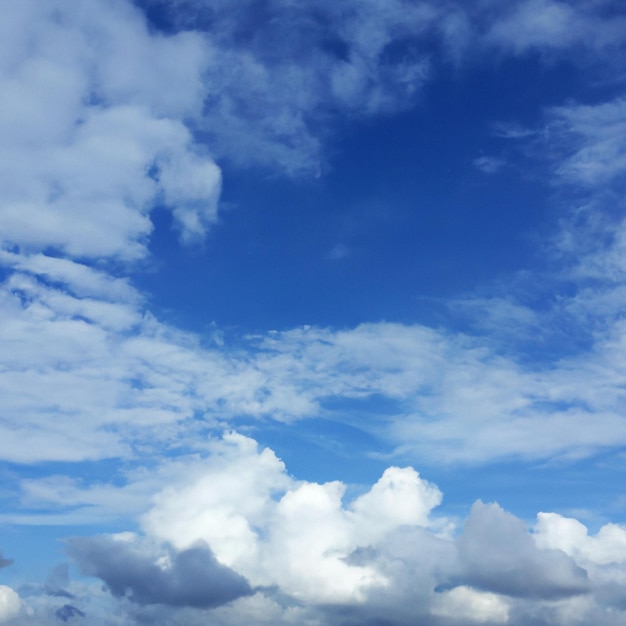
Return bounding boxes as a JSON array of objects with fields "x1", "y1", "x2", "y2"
[
  {"x1": 138, "y1": 54, "x2": 594, "y2": 336},
  {"x1": 247, "y1": 413, "x2": 626, "y2": 532},
  {"x1": 423, "y1": 451, "x2": 626, "y2": 530},
  {"x1": 249, "y1": 416, "x2": 389, "y2": 484}
]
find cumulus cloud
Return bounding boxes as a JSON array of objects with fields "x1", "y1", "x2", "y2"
[
  {"x1": 67, "y1": 433, "x2": 446, "y2": 616},
  {"x1": 0, "y1": 0, "x2": 220, "y2": 262},
  {"x1": 47, "y1": 434, "x2": 626, "y2": 625},
  {"x1": 431, "y1": 585, "x2": 510, "y2": 623},
  {"x1": 456, "y1": 501, "x2": 589, "y2": 599},
  {"x1": 0, "y1": 585, "x2": 21, "y2": 623},
  {"x1": 141, "y1": 432, "x2": 442, "y2": 604},
  {"x1": 534, "y1": 513, "x2": 626, "y2": 566},
  {"x1": 66, "y1": 535, "x2": 252, "y2": 609}
]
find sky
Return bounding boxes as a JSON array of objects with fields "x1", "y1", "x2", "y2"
[{"x1": 1, "y1": 0, "x2": 626, "y2": 624}]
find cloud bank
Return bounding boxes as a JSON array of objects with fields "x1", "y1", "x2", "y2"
[{"x1": 5, "y1": 433, "x2": 622, "y2": 625}]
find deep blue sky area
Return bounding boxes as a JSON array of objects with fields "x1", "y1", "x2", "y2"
[{"x1": 142, "y1": 55, "x2": 585, "y2": 334}]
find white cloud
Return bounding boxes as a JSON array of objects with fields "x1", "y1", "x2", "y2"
[
  {"x1": 140, "y1": 433, "x2": 443, "y2": 604},
  {"x1": 0, "y1": 251, "x2": 139, "y2": 302},
  {"x1": 351, "y1": 467, "x2": 442, "y2": 541},
  {"x1": 549, "y1": 98, "x2": 626, "y2": 188},
  {"x1": 431, "y1": 585, "x2": 510, "y2": 623},
  {"x1": 0, "y1": 0, "x2": 220, "y2": 261},
  {"x1": 534, "y1": 512, "x2": 626, "y2": 566},
  {"x1": 0, "y1": 586, "x2": 21, "y2": 623},
  {"x1": 143, "y1": 0, "x2": 446, "y2": 174},
  {"x1": 142, "y1": 433, "x2": 291, "y2": 570},
  {"x1": 483, "y1": 0, "x2": 626, "y2": 57},
  {"x1": 27, "y1": 433, "x2": 623, "y2": 625},
  {"x1": 473, "y1": 155, "x2": 506, "y2": 174},
  {"x1": 5, "y1": 262, "x2": 626, "y2": 465}
]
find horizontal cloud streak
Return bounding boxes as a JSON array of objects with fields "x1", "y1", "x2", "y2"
[{"x1": 3, "y1": 258, "x2": 626, "y2": 465}]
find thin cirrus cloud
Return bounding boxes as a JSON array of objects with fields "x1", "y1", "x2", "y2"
[
  {"x1": 2, "y1": 0, "x2": 626, "y2": 625},
  {"x1": 4, "y1": 271, "x2": 626, "y2": 466}
]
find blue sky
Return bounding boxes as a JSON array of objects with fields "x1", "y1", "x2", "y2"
[{"x1": 2, "y1": 0, "x2": 626, "y2": 624}]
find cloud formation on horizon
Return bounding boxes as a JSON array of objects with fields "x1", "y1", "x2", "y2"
[{"x1": 5, "y1": 432, "x2": 626, "y2": 625}]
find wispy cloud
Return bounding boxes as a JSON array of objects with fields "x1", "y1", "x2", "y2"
[{"x1": 473, "y1": 155, "x2": 506, "y2": 174}]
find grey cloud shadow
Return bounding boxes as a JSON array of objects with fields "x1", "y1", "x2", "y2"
[
  {"x1": 66, "y1": 536, "x2": 253, "y2": 609},
  {"x1": 454, "y1": 501, "x2": 589, "y2": 600}
]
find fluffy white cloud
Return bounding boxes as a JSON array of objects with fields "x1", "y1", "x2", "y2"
[
  {"x1": 534, "y1": 513, "x2": 626, "y2": 566},
  {"x1": 32, "y1": 434, "x2": 622, "y2": 625},
  {"x1": 0, "y1": 0, "x2": 220, "y2": 261},
  {"x1": 142, "y1": 433, "x2": 441, "y2": 604},
  {"x1": 0, "y1": 586, "x2": 21, "y2": 623},
  {"x1": 431, "y1": 585, "x2": 510, "y2": 623}
]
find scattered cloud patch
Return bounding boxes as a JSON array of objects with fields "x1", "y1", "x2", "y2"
[
  {"x1": 0, "y1": 554, "x2": 12, "y2": 570},
  {"x1": 473, "y1": 155, "x2": 506, "y2": 174}
]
